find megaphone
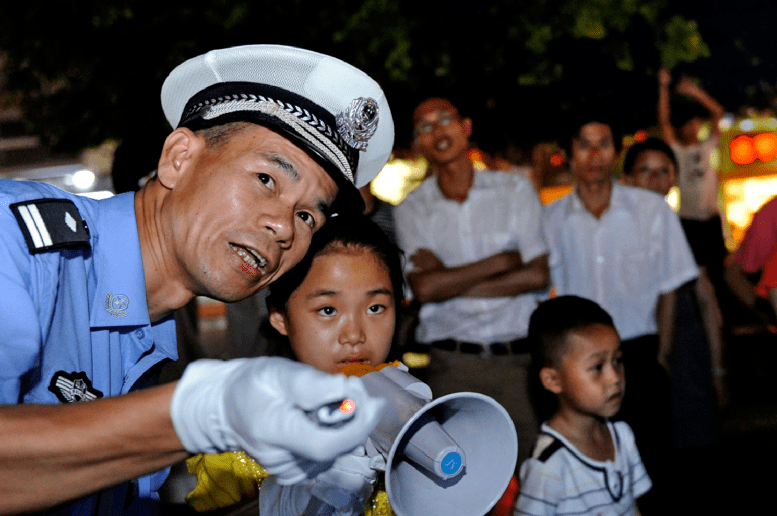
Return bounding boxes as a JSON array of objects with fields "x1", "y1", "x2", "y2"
[{"x1": 362, "y1": 365, "x2": 518, "y2": 516}]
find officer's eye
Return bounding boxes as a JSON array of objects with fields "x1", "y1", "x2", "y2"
[
  {"x1": 258, "y1": 173, "x2": 275, "y2": 189},
  {"x1": 297, "y1": 211, "x2": 316, "y2": 229}
]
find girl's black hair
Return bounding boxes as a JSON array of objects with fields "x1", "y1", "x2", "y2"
[{"x1": 265, "y1": 213, "x2": 405, "y2": 362}]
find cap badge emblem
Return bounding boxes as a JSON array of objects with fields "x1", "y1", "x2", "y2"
[{"x1": 336, "y1": 97, "x2": 379, "y2": 151}]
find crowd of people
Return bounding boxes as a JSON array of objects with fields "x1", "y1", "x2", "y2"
[
  {"x1": 389, "y1": 79, "x2": 728, "y2": 515},
  {"x1": 173, "y1": 67, "x2": 767, "y2": 515},
  {"x1": 2, "y1": 41, "x2": 775, "y2": 516}
]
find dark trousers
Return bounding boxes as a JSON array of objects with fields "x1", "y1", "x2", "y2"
[
  {"x1": 425, "y1": 347, "x2": 538, "y2": 475},
  {"x1": 614, "y1": 334, "x2": 672, "y2": 515}
]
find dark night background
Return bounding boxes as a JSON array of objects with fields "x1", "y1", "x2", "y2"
[
  {"x1": 1, "y1": 0, "x2": 776, "y2": 157},
  {"x1": 2, "y1": 2, "x2": 777, "y2": 513}
]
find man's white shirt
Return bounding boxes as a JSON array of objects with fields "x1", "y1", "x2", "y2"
[
  {"x1": 542, "y1": 182, "x2": 698, "y2": 340},
  {"x1": 395, "y1": 170, "x2": 548, "y2": 344}
]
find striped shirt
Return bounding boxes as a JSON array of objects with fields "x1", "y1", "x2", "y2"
[{"x1": 515, "y1": 421, "x2": 651, "y2": 516}]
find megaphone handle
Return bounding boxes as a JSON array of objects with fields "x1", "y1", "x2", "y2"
[
  {"x1": 304, "y1": 496, "x2": 335, "y2": 516},
  {"x1": 304, "y1": 484, "x2": 366, "y2": 516}
]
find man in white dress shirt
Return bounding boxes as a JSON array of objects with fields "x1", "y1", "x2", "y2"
[
  {"x1": 395, "y1": 97, "x2": 549, "y2": 469},
  {"x1": 542, "y1": 115, "x2": 699, "y2": 512}
]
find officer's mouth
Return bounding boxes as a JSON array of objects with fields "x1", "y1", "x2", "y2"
[{"x1": 230, "y1": 243, "x2": 268, "y2": 272}]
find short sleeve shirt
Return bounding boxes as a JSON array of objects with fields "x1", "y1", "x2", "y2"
[
  {"x1": 0, "y1": 180, "x2": 178, "y2": 514},
  {"x1": 756, "y1": 248, "x2": 777, "y2": 298},
  {"x1": 731, "y1": 195, "x2": 777, "y2": 298},
  {"x1": 395, "y1": 170, "x2": 548, "y2": 343},
  {"x1": 732, "y1": 195, "x2": 777, "y2": 274},
  {"x1": 516, "y1": 421, "x2": 651, "y2": 516},
  {"x1": 672, "y1": 136, "x2": 720, "y2": 221},
  {"x1": 543, "y1": 183, "x2": 698, "y2": 340}
]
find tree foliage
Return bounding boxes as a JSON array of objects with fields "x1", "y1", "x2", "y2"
[{"x1": 0, "y1": 0, "x2": 711, "y2": 154}]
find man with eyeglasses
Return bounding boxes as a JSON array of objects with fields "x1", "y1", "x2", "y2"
[{"x1": 395, "y1": 97, "x2": 549, "y2": 470}]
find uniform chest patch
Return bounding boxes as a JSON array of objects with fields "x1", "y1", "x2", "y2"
[
  {"x1": 10, "y1": 199, "x2": 91, "y2": 254},
  {"x1": 48, "y1": 371, "x2": 104, "y2": 403}
]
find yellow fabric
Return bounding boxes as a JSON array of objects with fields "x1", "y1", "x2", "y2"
[
  {"x1": 185, "y1": 451, "x2": 268, "y2": 512},
  {"x1": 187, "y1": 451, "x2": 395, "y2": 515},
  {"x1": 363, "y1": 478, "x2": 394, "y2": 516},
  {"x1": 185, "y1": 362, "x2": 402, "y2": 514}
]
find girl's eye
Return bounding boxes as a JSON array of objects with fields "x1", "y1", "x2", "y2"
[
  {"x1": 297, "y1": 211, "x2": 316, "y2": 228},
  {"x1": 590, "y1": 363, "x2": 603, "y2": 373},
  {"x1": 367, "y1": 304, "x2": 385, "y2": 314},
  {"x1": 317, "y1": 306, "x2": 337, "y2": 317},
  {"x1": 258, "y1": 173, "x2": 275, "y2": 189}
]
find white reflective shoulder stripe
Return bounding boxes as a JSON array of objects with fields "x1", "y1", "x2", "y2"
[
  {"x1": 16, "y1": 205, "x2": 44, "y2": 249},
  {"x1": 26, "y1": 204, "x2": 53, "y2": 247}
]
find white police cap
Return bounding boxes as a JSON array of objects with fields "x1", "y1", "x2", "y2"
[{"x1": 161, "y1": 44, "x2": 394, "y2": 211}]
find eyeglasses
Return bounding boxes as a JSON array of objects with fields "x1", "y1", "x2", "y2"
[{"x1": 413, "y1": 113, "x2": 459, "y2": 138}]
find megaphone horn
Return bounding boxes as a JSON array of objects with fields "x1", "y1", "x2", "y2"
[{"x1": 361, "y1": 366, "x2": 518, "y2": 516}]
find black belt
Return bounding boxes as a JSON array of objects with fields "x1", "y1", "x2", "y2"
[{"x1": 429, "y1": 337, "x2": 531, "y2": 357}]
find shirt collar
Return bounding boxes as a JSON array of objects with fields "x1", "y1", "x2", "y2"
[
  {"x1": 567, "y1": 180, "x2": 629, "y2": 218},
  {"x1": 90, "y1": 193, "x2": 151, "y2": 328},
  {"x1": 609, "y1": 182, "x2": 637, "y2": 212},
  {"x1": 431, "y1": 168, "x2": 482, "y2": 200}
]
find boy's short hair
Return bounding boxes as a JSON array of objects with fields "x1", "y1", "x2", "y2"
[
  {"x1": 528, "y1": 295, "x2": 615, "y2": 369},
  {"x1": 622, "y1": 137, "x2": 678, "y2": 177}
]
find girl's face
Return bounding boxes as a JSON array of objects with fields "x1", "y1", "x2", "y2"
[{"x1": 269, "y1": 247, "x2": 395, "y2": 374}]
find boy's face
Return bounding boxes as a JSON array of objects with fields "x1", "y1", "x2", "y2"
[
  {"x1": 543, "y1": 324, "x2": 625, "y2": 420},
  {"x1": 626, "y1": 149, "x2": 677, "y2": 197},
  {"x1": 269, "y1": 248, "x2": 395, "y2": 374}
]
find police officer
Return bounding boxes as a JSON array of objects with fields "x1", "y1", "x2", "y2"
[{"x1": 0, "y1": 45, "x2": 393, "y2": 515}]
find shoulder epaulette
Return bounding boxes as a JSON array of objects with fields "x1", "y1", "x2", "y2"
[{"x1": 11, "y1": 199, "x2": 91, "y2": 254}]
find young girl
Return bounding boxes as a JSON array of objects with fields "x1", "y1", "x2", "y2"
[{"x1": 185, "y1": 214, "x2": 404, "y2": 516}]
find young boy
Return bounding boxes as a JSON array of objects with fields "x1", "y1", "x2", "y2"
[{"x1": 515, "y1": 296, "x2": 651, "y2": 516}]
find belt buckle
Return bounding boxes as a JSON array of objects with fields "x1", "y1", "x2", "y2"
[{"x1": 478, "y1": 344, "x2": 493, "y2": 358}]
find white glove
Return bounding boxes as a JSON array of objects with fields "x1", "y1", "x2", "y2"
[
  {"x1": 259, "y1": 445, "x2": 377, "y2": 516},
  {"x1": 169, "y1": 357, "x2": 384, "y2": 485}
]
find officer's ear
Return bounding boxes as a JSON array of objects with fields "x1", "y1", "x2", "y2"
[{"x1": 157, "y1": 127, "x2": 203, "y2": 189}]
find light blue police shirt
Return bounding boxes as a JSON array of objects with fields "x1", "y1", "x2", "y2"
[{"x1": 0, "y1": 179, "x2": 178, "y2": 514}]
